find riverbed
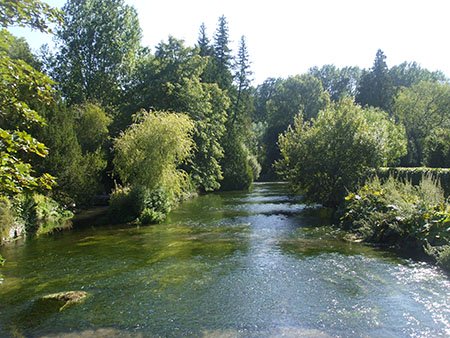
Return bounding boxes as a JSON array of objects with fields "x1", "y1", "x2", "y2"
[{"x1": 0, "y1": 182, "x2": 449, "y2": 337}]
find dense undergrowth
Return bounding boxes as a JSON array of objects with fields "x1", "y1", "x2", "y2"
[
  {"x1": 342, "y1": 175, "x2": 450, "y2": 271},
  {"x1": 0, "y1": 194, "x2": 73, "y2": 244}
]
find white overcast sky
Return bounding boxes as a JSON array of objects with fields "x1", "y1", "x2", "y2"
[{"x1": 8, "y1": 0, "x2": 450, "y2": 84}]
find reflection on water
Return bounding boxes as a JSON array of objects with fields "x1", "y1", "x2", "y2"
[{"x1": 0, "y1": 182, "x2": 449, "y2": 337}]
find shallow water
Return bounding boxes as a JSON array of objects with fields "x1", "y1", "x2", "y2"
[{"x1": 0, "y1": 182, "x2": 449, "y2": 337}]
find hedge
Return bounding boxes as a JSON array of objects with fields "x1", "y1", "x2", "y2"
[{"x1": 376, "y1": 167, "x2": 450, "y2": 196}]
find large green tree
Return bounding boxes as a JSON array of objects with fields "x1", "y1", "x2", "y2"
[
  {"x1": 124, "y1": 37, "x2": 230, "y2": 192},
  {"x1": 209, "y1": 15, "x2": 233, "y2": 90},
  {"x1": 277, "y1": 98, "x2": 407, "y2": 207},
  {"x1": 389, "y1": 61, "x2": 446, "y2": 89},
  {"x1": 393, "y1": 81, "x2": 450, "y2": 166},
  {"x1": 53, "y1": 0, "x2": 142, "y2": 108},
  {"x1": 220, "y1": 36, "x2": 255, "y2": 191},
  {"x1": 262, "y1": 74, "x2": 330, "y2": 178},
  {"x1": 36, "y1": 102, "x2": 110, "y2": 206}
]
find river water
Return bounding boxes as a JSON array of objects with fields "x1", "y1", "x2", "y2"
[{"x1": 0, "y1": 182, "x2": 449, "y2": 337}]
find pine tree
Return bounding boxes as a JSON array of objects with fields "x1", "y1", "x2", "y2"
[
  {"x1": 356, "y1": 49, "x2": 394, "y2": 112},
  {"x1": 197, "y1": 23, "x2": 212, "y2": 57},
  {"x1": 212, "y1": 15, "x2": 233, "y2": 90},
  {"x1": 231, "y1": 35, "x2": 252, "y2": 127}
]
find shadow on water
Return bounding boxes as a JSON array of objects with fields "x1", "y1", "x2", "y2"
[{"x1": 0, "y1": 182, "x2": 449, "y2": 337}]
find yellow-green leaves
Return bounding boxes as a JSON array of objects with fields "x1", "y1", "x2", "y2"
[{"x1": 113, "y1": 111, "x2": 195, "y2": 200}]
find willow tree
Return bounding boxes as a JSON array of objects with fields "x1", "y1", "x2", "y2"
[{"x1": 113, "y1": 112, "x2": 195, "y2": 198}]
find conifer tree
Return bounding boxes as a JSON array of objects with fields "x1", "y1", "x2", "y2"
[
  {"x1": 356, "y1": 49, "x2": 394, "y2": 112},
  {"x1": 212, "y1": 15, "x2": 233, "y2": 90}
]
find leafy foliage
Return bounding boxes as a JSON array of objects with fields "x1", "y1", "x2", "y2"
[
  {"x1": 276, "y1": 98, "x2": 407, "y2": 206},
  {"x1": 220, "y1": 132, "x2": 253, "y2": 191},
  {"x1": 424, "y1": 128, "x2": 450, "y2": 168},
  {"x1": 0, "y1": 0, "x2": 62, "y2": 33},
  {"x1": 36, "y1": 103, "x2": 109, "y2": 206},
  {"x1": 52, "y1": 0, "x2": 141, "y2": 107},
  {"x1": 0, "y1": 29, "x2": 55, "y2": 196},
  {"x1": 342, "y1": 176, "x2": 450, "y2": 270},
  {"x1": 393, "y1": 81, "x2": 450, "y2": 166},
  {"x1": 377, "y1": 167, "x2": 450, "y2": 196},
  {"x1": 124, "y1": 38, "x2": 230, "y2": 192},
  {"x1": 309, "y1": 65, "x2": 361, "y2": 101},
  {"x1": 113, "y1": 111, "x2": 195, "y2": 199},
  {"x1": 14, "y1": 193, "x2": 73, "y2": 236},
  {"x1": 262, "y1": 74, "x2": 330, "y2": 178}
]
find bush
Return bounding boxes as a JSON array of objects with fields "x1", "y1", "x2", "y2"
[
  {"x1": 342, "y1": 175, "x2": 450, "y2": 269},
  {"x1": 276, "y1": 98, "x2": 407, "y2": 207},
  {"x1": 108, "y1": 186, "x2": 171, "y2": 225},
  {"x1": 14, "y1": 194, "x2": 73, "y2": 236},
  {"x1": 108, "y1": 186, "x2": 138, "y2": 224}
]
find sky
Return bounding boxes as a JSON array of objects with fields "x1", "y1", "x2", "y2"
[{"x1": 8, "y1": 0, "x2": 450, "y2": 85}]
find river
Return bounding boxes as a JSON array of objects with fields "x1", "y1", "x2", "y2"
[{"x1": 0, "y1": 182, "x2": 449, "y2": 337}]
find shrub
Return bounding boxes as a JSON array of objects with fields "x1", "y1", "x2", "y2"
[
  {"x1": 342, "y1": 175, "x2": 450, "y2": 268},
  {"x1": 108, "y1": 186, "x2": 138, "y2": 224},
  {"x1": 108, "y1": 186, "x2": 172, "y2": 225},
  {"x1": 14, "y1": 194, "x2": 73, "y2": 236}
]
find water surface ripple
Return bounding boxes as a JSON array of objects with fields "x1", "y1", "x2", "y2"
[{"x1": 0, "y1": 182, "x2": 449, "y2": 337}]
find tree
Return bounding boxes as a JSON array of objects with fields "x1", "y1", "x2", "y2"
[
  {"x1": 124, "y1": 38, "x2": 230, "y2": 192},
  {"x1": 197, "y1": 23, "x2": 212, "y2": 57},
  {"x1": 0, "y1": 29, "x2": 41, "y2": 69},
  {"x1": 220, "y1": 131, "x2": 253, "y2": 191},
  {"x1": 231, "y1": 35, "x2": 252, "y2": 128},
  {"x1": 211, "y1": 15, "x2": 233, "y2": 90},
  {"x1": 0, "y1": 2, "x2": 59, "y2": 196},
  {"x1": 309, "y1": 65, "x2": 361, "y2": 101},
  {"x1": 276, "y1": 98, "x2": 407, "y2": 207},
  {"x1": 393, "y1": 81, "x2": 450, "y2": 166},
  {"x1": 113, "y1": 112, "x2": 194, "y2": 198},
  {"x1": 254, "y1": 78, "x2": 279, "y2": 122},
  {"x1": 36, "y1": 103, "x2": 109, "y2": 206},
  {"x1": 356, "y1": 49, "x2": 394, "y2": 112},
  {"x1": 53, "y1": 0, "x2": 142, "y2": 108},
  {"x1": 424, "y1": 128, "x2": 450, "y2": 168},
  {"x1": 219, "y1": 35, "x2": 256, "y2": 191},
  {"x1": 0, "y1": 0, "x2": 61, "y2": 33},
  {"x1": 262, "y1": 74, "x2": 330, "y2": 178},
  {"x1": 389, "y1": 61, "x2": 446, "y2": 89}
]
